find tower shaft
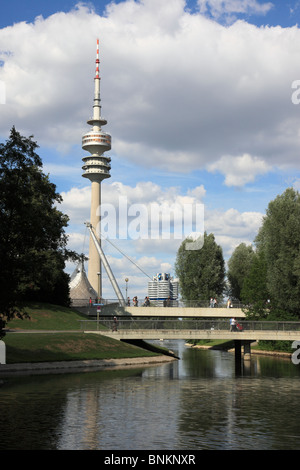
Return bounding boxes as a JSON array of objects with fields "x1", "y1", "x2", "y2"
[
  {"x1": 88, "y1": 180, "x2": 102, "y2": 297},
  {"x1": 82, "y1": 40, "x2": 111, "y2": 295}
]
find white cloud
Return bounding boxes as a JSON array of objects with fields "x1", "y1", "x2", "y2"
[
  {"x1": 206, "y1": 207, "x2": 263, "y2": 234},
  {"x1": 293, "y1": 178, "x2": 300, "y2": 192},
  {"x1": 207, "y1": 153, "x2": 271, "y2": 186},
  {"x1": 60, "y1": 186, "x2": 91, "y2": 225},
  {"x1": 62, "y1": 180, "x2": 263, "y2": 283},
  {"x1": 0, "y1": 1, "x2": 300, "y2": 181},
  {"x1": 60, "y1": 180, "x2": 206, "y2": 234},
  {"x1": 198, "y1": 0, "x2": 273, "y2": 20},
  {"x1": 205, "y1": 207, "x2": 263, "y2": 257}
]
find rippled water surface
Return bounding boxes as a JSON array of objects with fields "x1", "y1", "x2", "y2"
[{"x1": 1, "y1": 340, "x2": 300, "y2": 450}]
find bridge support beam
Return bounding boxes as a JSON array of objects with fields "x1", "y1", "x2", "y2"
[
  {"x1": 243, "y1": 341, "x2": 251, "y2": 361},
  {"x1": 234, "y1": 340, "x2": 242, "y2": 375},
  {"x1": 234, "y1": 340, "x2": 252, "y2": 375}
]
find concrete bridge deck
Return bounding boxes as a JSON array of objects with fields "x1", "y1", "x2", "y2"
[
  {"x1": 76, "y1": 305, "x2": 245, "y2": 318},
  {"x1": 123, "y1": 307, "x2": 245, "y2": 318},
  {"x1": 85, "y1": 329, "x2": 300, "y2": 342},
  {"x1": 81, "y1": 319, "x2": 300, "y2": 342}
]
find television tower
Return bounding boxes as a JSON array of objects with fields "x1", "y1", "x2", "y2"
[{"x1": 82, "y1": 39, "x2": 111, "y2": 296}]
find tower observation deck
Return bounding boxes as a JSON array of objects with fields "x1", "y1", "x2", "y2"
[{"x1": 82, "y1": 40, "x2": 111, "y2": 294}]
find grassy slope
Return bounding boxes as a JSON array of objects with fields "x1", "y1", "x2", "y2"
[
  {"x1": 7, "y1": 302, "x2": 88, "y2": 331},
  {"x1": 3, "y1": 302, "x2": 160, "y2": 364}
]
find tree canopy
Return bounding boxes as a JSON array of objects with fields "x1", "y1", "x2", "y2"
[
  {"x1": 175, "y1": 187, "x2": 300, "y2": 320},
  {"x1": 227, "y1": 243, "x2": 255, "y2": 301},
  {"x1": 241, "y1": 250, "x2": 270, "y2": 319},
  {"x1": 175, "y1": 232, "x2": 225, "y2": 303},
  {"x1": 0, "y1": 127, "x2": 77, "y2": 330},
  {"x1": 242, "y1": 187, "x2": 300, "y2": 320}
]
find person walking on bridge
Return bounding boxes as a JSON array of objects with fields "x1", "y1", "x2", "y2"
[{"x1": 112, "y1": 316, "x2": 118, "y2": 332}]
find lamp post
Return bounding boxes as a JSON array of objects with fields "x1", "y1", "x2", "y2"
[
  {"x1": 97, "y1": 272, "x2": 101, "y2": 302},
  {"x1": 97, "y1": 271, "x2": 101, "y2": 330},
  {"x1": 125, "y1": 278, "x2": 129, "y2": 305}
]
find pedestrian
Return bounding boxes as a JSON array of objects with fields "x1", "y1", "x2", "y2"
[
  {"x1": 112, "y1": 316, "x2": 118, "y2": 332},
  {"x1": 230, "y1": 317, "x2": 236, "y2": 332},
  {"x1": 127, "y1": 297, "x2": 130, "y2": 306},
  {"x1": 227, "y1": 298, "x2": 231, "y2": 308},
  {"x1": 210, "y1": 297, "x2": 214, "y2": 308}
]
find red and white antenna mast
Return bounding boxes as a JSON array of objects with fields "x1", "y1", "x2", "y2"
[{"x1": 95, "y1": 38, "x2": 100, "y2": 79}]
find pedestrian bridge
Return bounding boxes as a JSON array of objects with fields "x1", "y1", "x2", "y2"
[
  {"x1": 80, "y1": 319, "x2": 300, "y2": 342},
  {"x1": 76, "y1": 305, "x2": 246, "y2": 318},
  {"x1": 123, "y1": 307, "x2": 245, "y2": 318}
]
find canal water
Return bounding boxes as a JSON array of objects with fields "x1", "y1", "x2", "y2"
[{"x1": 1, "y1": 340, "x2": 300, "y2": 450}]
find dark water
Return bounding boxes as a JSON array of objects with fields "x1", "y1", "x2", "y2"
[{"x1": 1, "y1": 340, "x2": 300, "y2": 450}]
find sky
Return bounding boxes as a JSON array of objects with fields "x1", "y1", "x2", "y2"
[{"x1": 1, "y1": 0, "x2": 300, "y2": 300}]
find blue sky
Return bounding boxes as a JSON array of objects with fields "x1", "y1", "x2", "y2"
[
  {"x1": 1, "y1": 0, "x2": 300, "y2": 299},
  {"x1": 0, "y1": 0, "x2": 300, "y2": 28}
]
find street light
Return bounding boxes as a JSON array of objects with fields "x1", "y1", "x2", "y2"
[
  {"x1": 125, "y1": 278, "x2": 129, "y2": 304},
  {"x1": 97, "y1": 272, "x2": 101, "y2": 330},
  {"x1": 97, "y1": 272, "x2": 101, "y2": 302}
]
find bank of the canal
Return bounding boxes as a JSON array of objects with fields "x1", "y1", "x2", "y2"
[
  {"x1": 186, "y1": 339, "x2": 293, "y2": 358},
  {"x1": 0, "y1": 303, "x2": 177, "y2": 374}
]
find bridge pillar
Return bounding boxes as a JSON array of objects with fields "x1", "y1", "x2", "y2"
[
  {"x1": 234, "y1": 340, "x2": 242, "y2": 375},
  {"x1": 243, "y1": 341, "x2": 251, "y2": 361}
]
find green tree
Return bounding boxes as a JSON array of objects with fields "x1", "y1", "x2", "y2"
[
  {"x1": 241, "y1": 250, "x2": 270, "y2": 319},
  {"x1": 0, "y1": 127, "x2": 77, "y2": 333},
  {"x1": 241, "y1": 189, "x2": 300, "y2": 351},
  {"x1": 175, "y1": 232, "x2": 225, "y2": 303},
  {"x1": 255, "y1": 188, "x2": 300, "y2": 319},
  {"x1": 227, "y1": 243, "x2": 255, "y2": 300}
]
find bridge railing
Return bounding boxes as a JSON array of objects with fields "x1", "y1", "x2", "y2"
[
  {"x1": 71, "y1": 299, "x2": 246, "y2": 308},
  {"x1": 79, "y1": 319, "x2": 300, "y2": 333}
]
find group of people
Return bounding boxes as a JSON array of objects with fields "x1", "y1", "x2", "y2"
[
  {"x1": 127, "y1": 296, "x2": 151, "y2": 306},
  {"x1": 209, "y1": 298, "x2": 234, "y2": 308},
  {"x1": 209, "y1": 298, "x2": 218, "y2": 308},
  {"x1": 89, "y1": 297, "x2": 102, "y2": 306},
  {"x1": 126, "y1": 296, "x2": 139, "y2": 306}
]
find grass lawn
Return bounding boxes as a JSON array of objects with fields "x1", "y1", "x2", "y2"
[
  {"x1": 6, "y1": 302, "x2": 88, "y2": 331},
  {"x1": 4, "y1": 332, "x2": 159, "y2": 364},
  {"x1": 2, "y1": 302, "x2": 161, "y2": 364}
]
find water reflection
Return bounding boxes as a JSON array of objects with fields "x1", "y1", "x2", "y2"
[{"x1": 1, "y1": 340, "x2": 300, "y2": 450}]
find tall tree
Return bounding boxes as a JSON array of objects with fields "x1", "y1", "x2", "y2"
[
  {"x1": 175, "y1": 232, "x2": 225, "y2": 303},
  {"x1": 227, "y1": 243, "x2": 255, "y2": 300},
  {"x1": 0, "y1": 127, "x2": 77, "y2": 331},
  {"x1": 249, "y1": 187, "x2": 300, "y2": 319},
  {"x1": 241, "y1": 250, "x2": 270, "y2": 319}
]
